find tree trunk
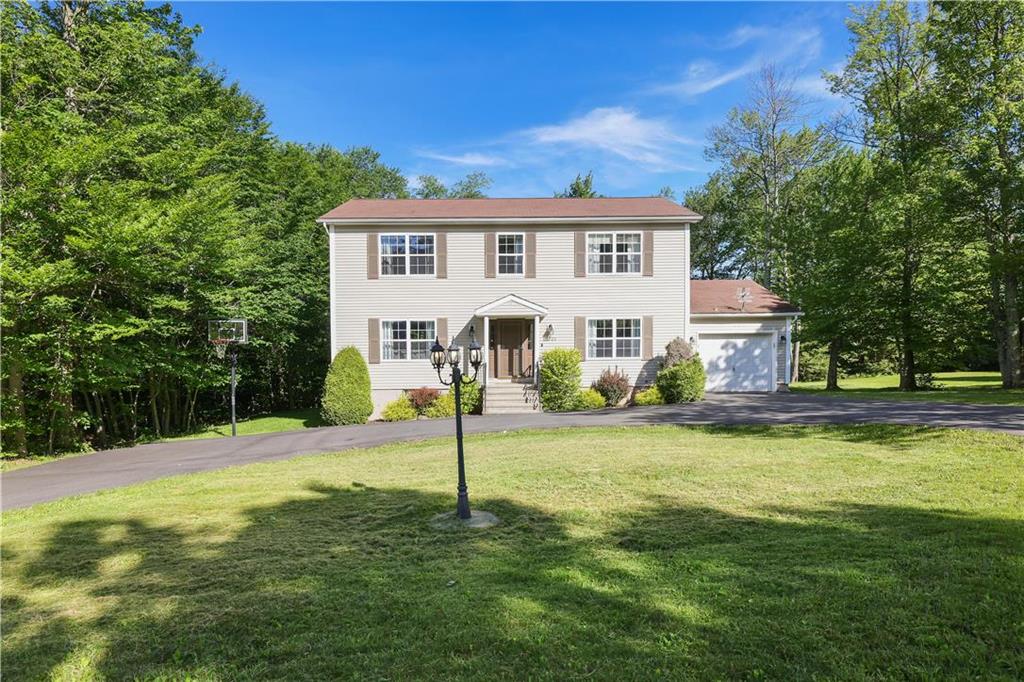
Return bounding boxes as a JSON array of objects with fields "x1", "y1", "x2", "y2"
[
  {"x1": 826, "y1": 338, "x2": 841, "y2": 391},
  {"x1": 149, "y1": 377, "x2": 161, "y2": 439},
  {"x1": 898, "y1": 243, "x2": 918, "y2": 391},
  {"x1": 791, "y1": 340, "x2": 801, "y2": 384},
  {"x1": 4, "y1": 358, "x2": 29, "y2": 456},
  {"x1": 1001, "y1": 269, "x2": 1022, "y2": 388},
  {"x1": 61, "y1": 0, "x2": 84, "y2": 113}
]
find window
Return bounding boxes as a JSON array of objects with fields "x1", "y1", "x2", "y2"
[
  {"x1": 587, "y1": 232, "x2": 641, "y2": 274},
  {"x1": 587, "y1": 318, "x2": 641, "y2": 359},
  {"x1": 380, "y1": 234, "x2": 435, "y2": 276},
  {"x1": 382, "y1": 320, "x2": 435, "y2": 360},
  {"x1": 497, "y1": 233, "x2": 524, "y2": 275}
]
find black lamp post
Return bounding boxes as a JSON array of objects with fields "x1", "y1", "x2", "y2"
[{"x1": 431, "y1": 325, "x2": 483, "y2": 519}]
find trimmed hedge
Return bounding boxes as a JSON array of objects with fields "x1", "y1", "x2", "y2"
[
  {"x1": 655, "y1": 358, "x2": 706, "y2": 403},
  {"x1": 634, "y1": 386, "x2": 665, "y2": 405},
  {"x1": 576, "y1": 388, "x2": 607, "y2": 410},
  {"x1": 539, "y1": 348, "x2": 583, "y2": 412},
  {"x1": 381, "y1": 394, "x2": 417, "y2": 422},
  {"x1": 321, "y1": 347, "x2": 373, "y2": 425}
]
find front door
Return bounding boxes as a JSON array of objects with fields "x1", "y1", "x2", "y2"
[{"x1": 491, "y1": 319, "x2": 533, "y2": 379}]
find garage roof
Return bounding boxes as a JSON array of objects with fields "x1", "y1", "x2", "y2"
[{"x1": 691, "y1": 279, "x2": 800, "y2": 315}]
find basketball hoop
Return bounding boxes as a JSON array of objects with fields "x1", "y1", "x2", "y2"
[
  {"x1": 208, "y1": 319, "x2": 249, "y2": 437},
  {"x1": 212, "y1": 339, "x2": 228, "y2": 359}
]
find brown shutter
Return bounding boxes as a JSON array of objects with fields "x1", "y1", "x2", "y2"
[
  {"x1": 574, "y1": 316, "x2": 586, "y2": 357},
  {"x1": 525, "y1": 232, "x2": 536, "y2": 278},
  {"x1": 368, "y1": 318, "x2": 380, "y2": 364},
  {"x1": 642, "y1": 231, "x2": 654, "y2": 277},
  {"x1": 574, "y1": 231, "x2": 586, "y2": 277},
  {"x1": 436, "y1": 317, "x2": 448, "y2": 345},
  {"x1": 366, "y1": 233, "x2": 379, "y2": 279},
  {"x1": 436, "y1": 231, "x2": 447, "y2": 279},
  {"x1": 484, "y1": 232, "x2": 496, "y2": 278},
  {"x1": 642, "y1": 316, "x2": 654, "y2": 360}
]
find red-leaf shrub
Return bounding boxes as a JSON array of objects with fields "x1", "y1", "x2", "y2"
[{"x1": 407, "y1": 387, "x2": 441, "y2": 413}]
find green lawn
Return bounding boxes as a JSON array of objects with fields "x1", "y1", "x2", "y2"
[
  {"x1": 3, "y1": 425, "x2": 1022, "y2": 679},
  {"x1": 792, "y1": 370, "x2": 1024, "y2": 406},
  {"x1": 164, "y1": 408, "x2": 326, "y2": 441}
]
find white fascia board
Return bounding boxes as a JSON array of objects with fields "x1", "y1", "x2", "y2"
[
  {"x1": 690, "y1": 312, "x2": 803, "y2": 319},
  {"x1": 320, "y1": 215, "x2": 699, "y2": 228}
]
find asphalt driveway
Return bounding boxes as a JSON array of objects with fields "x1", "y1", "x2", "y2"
[{"x1": 3, "y1": 393, "x2": 1020, "y2": 511}]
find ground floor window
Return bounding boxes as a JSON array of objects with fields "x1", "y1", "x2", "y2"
[
  {"x1": 587, "y1": 318, "x2": 640, "y2": 359},
  {"x1": 382, "y1": 319, "x2": 435, "y2": 360}
]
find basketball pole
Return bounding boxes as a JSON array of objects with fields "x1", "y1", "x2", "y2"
[{"x1": 230, "y1": 347, "x2": 238, "y2": 437}]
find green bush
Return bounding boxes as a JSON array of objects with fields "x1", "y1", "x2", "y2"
[
  {"x1": 539, "y1": 348, "x2": 583, "y2": 412},
  {"x1": 634, "y1": 386, "x2": 665, "y2": 405},
  {"x1": 655, "y1": 358, "x2": 706, "y2": 403},
  {"x1": 449, "y1": 380, "x2": 482, "y2": 414},
  {"x1": 381, "y1": 393, "x2": 417, "y2": 422},
  {"x1": 576, "y1": 388, "x2": 606, "y2": 410},
  {"x1": 321, "y1": 347, "x2": 373, "y2": 425},
  {"x1": 424, "y1": 393, "x2": 456, "y2": 418},
  {"x1": 592, "y1": 367, "x2": 630, "y2": 406}
]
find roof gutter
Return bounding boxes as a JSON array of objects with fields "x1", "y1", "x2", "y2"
[
  {"x1": 319, "y1": 215, "x2": 701, "y2": 227},
  {"x1": 690, "y1": 311, "x2": 803, "y2": 318}
]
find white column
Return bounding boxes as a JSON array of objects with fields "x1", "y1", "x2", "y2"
[
  {"x1": 483, "y1": 316, "x2": 490, "y2": 386},
  {"x1": 534, "y1": 315, "x2": 541, "y2": 386},
  {"x1": 784, "y1": 318, "x2": 792, "y2": 384}
]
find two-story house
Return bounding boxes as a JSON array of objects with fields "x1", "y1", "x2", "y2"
[{"x1": 319, "y1": 197, "x2": 799, "y2": 416}]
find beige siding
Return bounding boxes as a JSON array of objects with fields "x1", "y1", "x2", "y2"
[{"x1": 331, "y1": 225, "x2": 690, "y2": 406}]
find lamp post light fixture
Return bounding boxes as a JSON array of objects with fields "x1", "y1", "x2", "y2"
[{"x1": 431, "y1": 325, "x2": 484, "y2": 520}]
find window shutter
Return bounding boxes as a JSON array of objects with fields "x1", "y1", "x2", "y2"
[
  {"x1": 642, "y1": 315, "x2": 654, "y2": 360},
  {"x1": 368, "y1": 318, "x2": 380, "y2": 364},
  {"x1": 642, "y1": 231, "x2": 654, "y2": 277},
  {"x1": 484, "y1": 233, "x2": 496, "y2": 278},
  {"x1": 366, "y1": 233, "x2": 379, "y2": 279},
  {"x1": 436, "y1": 317, "x2": 448, "y2": 345},
  {"x1": 525, "y1": 232, "x2": 536, "y2": 278},
  {"x1": 574, "y1": 316, "x2": 586, "y2": 357},
  {"x1": 436, "y1": 231, "x2": 447, "y2": 279},
  {"x1": 574, "y1": 232, "x2": 586, "y2": 277}
]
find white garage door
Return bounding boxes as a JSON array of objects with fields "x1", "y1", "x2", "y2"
[{"x1": 698, "y1": 334, "x2": 773, "y2": 392}]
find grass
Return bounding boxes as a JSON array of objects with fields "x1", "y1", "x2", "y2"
[
  {"x1": 792, "y1": 370, "x2": 1024, "y2": 406},
  {"x1": 3, "y1": 425, "x2": 1023, "y2": 680}
]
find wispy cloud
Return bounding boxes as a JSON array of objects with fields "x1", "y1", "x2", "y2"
[
  {"x1": 522, "y1": 106, "x2": 697, "y2": 170},
  {"x1": 416, "y1": 150, "x2": 508, "y2": 167},
  {"x1": 654, "y1": 25, "x2": 822, "y2": 97}
]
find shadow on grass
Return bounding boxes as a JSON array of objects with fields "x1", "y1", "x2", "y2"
[{"x1": 6, "y1": 487, "x2": 1023, "y2": 679}]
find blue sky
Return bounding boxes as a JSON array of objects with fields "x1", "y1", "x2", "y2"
[{"x1": 173, "y1": 2, "x2": 854, "y2": 197}]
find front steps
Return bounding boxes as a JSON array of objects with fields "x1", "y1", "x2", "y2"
[{"x1": 484, "y1": 381, "x2": 540, "y2": 414}]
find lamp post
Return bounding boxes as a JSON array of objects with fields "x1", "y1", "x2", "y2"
[{"x1": 431, "y1": 326, "x2": 483, "y2": 520}]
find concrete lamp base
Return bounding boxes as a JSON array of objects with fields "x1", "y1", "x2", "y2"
[{"x1": 430, "y1": 510, "x2": 501, "y2": 530}]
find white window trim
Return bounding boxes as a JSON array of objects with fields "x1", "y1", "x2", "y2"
[
  {"x1": 379, "y1": 233, "x2": 437, "y2": 278},
  {"x1": 495, "y1": 231, "x2": 526, "y2": 278},
  {"x1": 585, "y1": 316, "x2": 642, "y2": 360},
  {"x1": 381, "y1": 318, "x2": 438, "y2": 362},
  {"x1": 585, "y1": 231, "x2": 643, "y2": 276}
]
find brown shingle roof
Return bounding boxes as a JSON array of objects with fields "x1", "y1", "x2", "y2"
[
  {"x1": 320, "y1": 197, "x2": 700, "y2": 221},
  {"x1": 691, "y1": 279, "x2": 800, "y2": 315}
]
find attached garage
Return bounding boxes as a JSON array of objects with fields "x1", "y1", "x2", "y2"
[{"x1": 689, "y1": 279, "x2": 801, "y2": 393}]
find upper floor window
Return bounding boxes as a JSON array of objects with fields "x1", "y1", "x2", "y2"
[
  {"x1": 382, "y1": 319, "x2": 435, "y2": 360},
  {"x1": 497, "y1": 233, "x2": 524, "y2": 275},
  {"x1": 587, "y1": 318, "x2": 641, "y2": 359},
  {"x1": 381, "y1": 234, "x2": 435, "y2": 276},
  {"x1": 587, "y1": 232, "x2": 641, "y2": 274}
]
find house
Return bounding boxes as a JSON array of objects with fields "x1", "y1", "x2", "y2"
[{"x1": 318, "y1": 197, "x2": 800, "y2": 416}]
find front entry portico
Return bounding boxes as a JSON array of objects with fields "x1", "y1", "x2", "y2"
[{"x1": 474, "y1": 294, "x2": 548, "y2": 385}]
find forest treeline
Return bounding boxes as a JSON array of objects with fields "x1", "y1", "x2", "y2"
[
  {"x1": 2, "y1": 1, "x2": 1021, "y2": 455},
  {"x1": 685, "y1": 1, "x2": 1022, "y2": 391}
]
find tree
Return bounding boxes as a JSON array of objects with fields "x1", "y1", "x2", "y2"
[
  {"x1": 932, "y1": 1, "x2": 1024, "y2": 388},
  {"x1": 413, "y1": 171, "x2": 492, "y2": 199},
  {"x1": 556, "y1": 171, "x2": 601, "y2": 198},
  {"x1": 707, "y1": 65, "x2": 830, "y2": 293},
  {"x1": 684, "y1": 173, "x2": 752, "y2": 280}
]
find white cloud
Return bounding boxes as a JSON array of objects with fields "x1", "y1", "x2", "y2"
[
  {"x1": 416, "y1": 151, "x2": 508, "y2": 167},
  {"x1": 522, "y1": 106, "x2": 697, "y2": 170},
  {"x1": 655, "y1": 25, "x2": 822, "y2": 97}
]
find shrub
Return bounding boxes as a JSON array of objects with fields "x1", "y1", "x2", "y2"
[
  {"x1": 664, "y1": 337, "x2": 696, "y2": 368},
  {"x1": 539, "y1": 348, "x2": 583, "y2": 412},
  {"x1": 655, "y1": 358, "x2": 706, "y2": 403},
  {"x1": 381, "y1": 393, "x2": 417, "y2": 421},
  {"x1": 424, "y1": 393, "x2": 457, "y2": 418},
  {"x1": 592, "y1": 367, "x2": 630, "y2": 406},
  {"x1": 407, "y1": 387, "x2": 440, "y2": 413},
  {"x1": 449, "y1": 380, "x2": 482, "y2": 414},
  {"x1": 321, "y1": 347, "x2": 373, "y2": 425},
  {"x1": 634, "y1": 386, "x2": 664, "y2": 405},
  {"x1": 576, "y1": 388, "x2": 606, "y2": 410}
]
